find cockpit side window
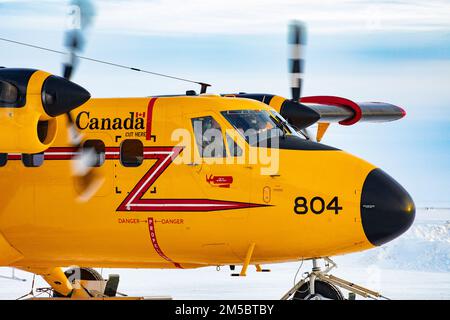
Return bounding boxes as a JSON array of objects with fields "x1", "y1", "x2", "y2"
[{"x1": 191, "y1": 116, "x2": 226, "y2": 158}]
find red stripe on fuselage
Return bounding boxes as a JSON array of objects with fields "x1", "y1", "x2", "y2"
[
  {"x1": 146, "y1": 98, "x2": 158, "y2": 140},
  {"x1": 130, "y1": 199, "x2": 266, "y2": 212},
  {"x1": 6, "y1": 146, "x2": 182, "y2": 161},
  {"x1": 8, "y1": 146, "x2": 269, "y2": 213}
]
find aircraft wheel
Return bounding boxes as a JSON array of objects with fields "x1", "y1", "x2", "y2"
[
  {"x1": 293, "y1": 279, "x2": 344, "y2": 300},
  {"x1": 53, "y1": 267, "x2": 103, "y2": 297}
]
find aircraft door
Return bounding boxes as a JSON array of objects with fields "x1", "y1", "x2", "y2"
[{"x1": 185, "y1": 113, "x2": 252, "y2": 215}]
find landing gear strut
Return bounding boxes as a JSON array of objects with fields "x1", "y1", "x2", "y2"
[{"x1": 281, "y1": 257, "x2": 389, "y2": 300}]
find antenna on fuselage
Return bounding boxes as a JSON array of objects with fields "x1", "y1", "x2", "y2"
[
  {"x1": 0, "y1": 36, "x2": 212, "y2": 94},
  {"x1": 200, "y1": 83, "x2": 211, "y2": 94}
]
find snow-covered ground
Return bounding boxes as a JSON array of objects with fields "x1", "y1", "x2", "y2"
[{"x1": 1, "y1": 209, "x2": 449, "y2": 300}]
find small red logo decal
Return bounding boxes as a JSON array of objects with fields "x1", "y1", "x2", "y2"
[{"x1": 206, "y1": 175, "x2": 234, "y2": 188}]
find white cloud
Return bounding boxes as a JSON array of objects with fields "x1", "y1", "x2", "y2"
[{"x1": 1, "y1": 0, "x2": 450, "y2": 35}]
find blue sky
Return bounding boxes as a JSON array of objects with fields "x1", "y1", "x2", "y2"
[{"x1": 0, "y1": 0, "x2": 449, "y2": 205}]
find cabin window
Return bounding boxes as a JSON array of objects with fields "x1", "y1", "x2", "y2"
[
  {"x1": 22, "y1": 153, "x2": 44, "y2": 168},
  {"x1": 191, "y1": 116, "x2": 226, "y2": 158},
  {"x1": 83, "y1": 139, "x2": 105, "y2": 167},
  {"x1": 0, "y1": 153, "x2": 7, "y2": 167},
  {"x1": 121, "y1": 139, "x2": 144, "y2": 167},
  {"x1": 226, "y1": 134, "x2": 243, "y2": 157}
]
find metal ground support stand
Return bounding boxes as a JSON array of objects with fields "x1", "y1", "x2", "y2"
[
  {"x1": 281, "y1": 257, "x2": 390, "y2": 300},
  {"x1": 16, "y1": 275, "x2": 36, "y2": 300}
]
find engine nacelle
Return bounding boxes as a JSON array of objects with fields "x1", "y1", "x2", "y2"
[
  {"x1": 300, "y1": 96, "x2": 406, "y2": 126},
  {"x1": 225, "y1": 94, "x2": 406, "y2": 130},
  {"x1": 0, "y1": 68, "x2": 90, "y2": 154}
]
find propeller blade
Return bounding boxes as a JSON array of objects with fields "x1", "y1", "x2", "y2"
[
  {"x1": 63, "y1": 0, "x2": 96, "y2": 81},
  {"x1": 72, "y1": 147, "x2": 105, "y2": 202},
  {"x1": 62, "y1": 0, "x2": 101, "y2": 202},
  {"x1": 288, "y1": 21, "x2": 307, "y2": 102}
]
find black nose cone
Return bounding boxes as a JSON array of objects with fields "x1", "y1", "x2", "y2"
[
  {"x1": 361, "y1": 169, "x2": 415, "y2": 246},
  {"x1": 41, "y1": 75, "x2": 91, "y2": 117}
]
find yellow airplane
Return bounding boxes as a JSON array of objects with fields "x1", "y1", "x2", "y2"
[{"x1": 0, "y1": 13, "x2": 415, "y2": 300}]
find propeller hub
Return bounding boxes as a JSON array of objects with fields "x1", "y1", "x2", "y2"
[{"x1": 41, "y1": 75, "x2": 91, "y2": 117}]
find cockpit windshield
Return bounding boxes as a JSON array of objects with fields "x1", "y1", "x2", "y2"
[
  {"x1": 221, "y1": 110, "x2": 301, "y2": 143},
  {"x1": 221, "y1": 110, "x2": 284, "y2": 141},
  {"x1": 269, "y1": 110, "x2": 302, "y2": 138}
]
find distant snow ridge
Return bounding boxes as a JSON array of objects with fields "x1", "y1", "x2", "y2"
[
  {"x1": 350, "y1": 221, "x2": 450, "y2": 272},
  {"x1": 408, "y1": 222, "x2": 450, "y2": 242}
]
